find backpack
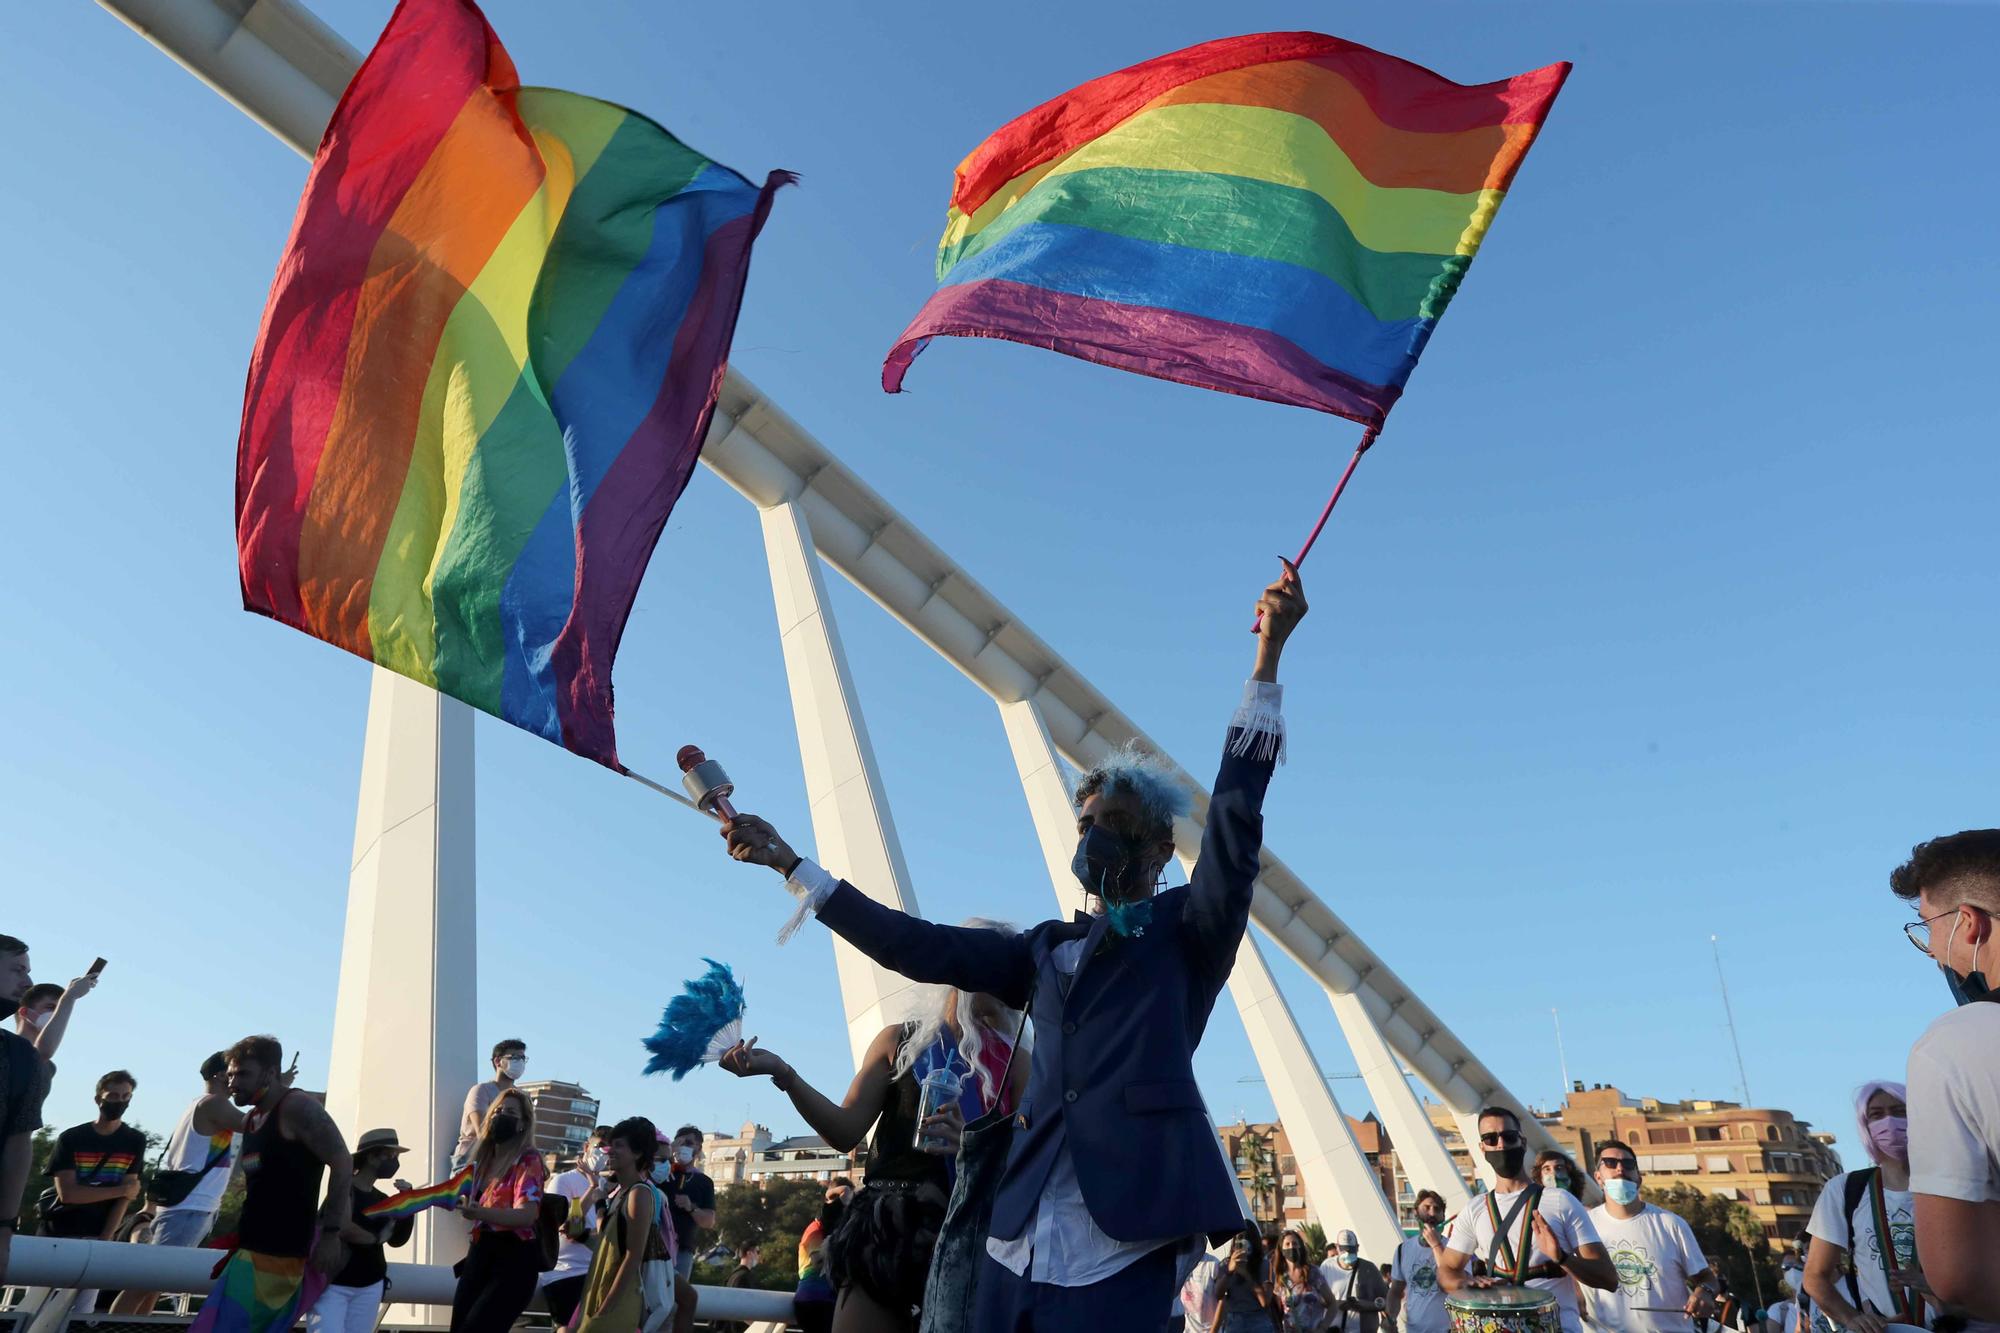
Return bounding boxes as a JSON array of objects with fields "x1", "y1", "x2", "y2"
[
  {"x1": 535, "y1": 1192, "x2": 570, "y2": 1272},
  {"x1": 1838, "y1": 1168, "x2": 1876, "y2": 1309}
]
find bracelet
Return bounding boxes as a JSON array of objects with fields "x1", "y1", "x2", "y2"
[{"x1": 781, "y1": 852, "x2": 803, "y2": 878}]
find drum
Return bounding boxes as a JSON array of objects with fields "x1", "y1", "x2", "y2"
[{"x1": 1445, "y1": 1286, "x2": 1562, "y2": 1333}]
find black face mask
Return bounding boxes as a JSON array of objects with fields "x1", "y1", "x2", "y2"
[
  {"x1": 100, "y1": 1100, "x2": 131, "y2": 1122},
  {"x1": 820, "y1": 1197, "x2": 846, "y2": 1227},
  {"x1": 1071, "y1": 824, "x2": 1153, "y2": 904},
  {"x1": 1484, "y1": 1145, "x2": 1527, "y2": 1180},
  {"x1": 0, "y1": 993, "x2": 17, "y2": 1021},
  {"x1": 1283, "y1": 1244, "x2": 1304, "y2": 1262},
  {"x1": 491, "y1": 1115, "x2": 523, "y2": 1140}
]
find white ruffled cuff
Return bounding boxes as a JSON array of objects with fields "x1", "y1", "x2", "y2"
[
  {"x1": 1226, "y1": 678, "x2": 1286, "y2": 764},
  {"x1": 776, "y1": 858, "x2": 838, "y2": 945}
]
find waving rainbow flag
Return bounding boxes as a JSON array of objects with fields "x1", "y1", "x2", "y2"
[
  {"x1": 362, "y1": 1163, "x2": 475, "y2": 1221},
  {"x1": 884, "y1": 32, "x2": 1568, "y2": 428},
  {"x1": 237, "y1": 0, "x2": 788, "y2": 768}
]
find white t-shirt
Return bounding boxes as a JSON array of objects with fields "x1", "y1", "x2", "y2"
[
  {"x1": 540, "y1": 1169, "x2": 599, "y2": 1285},
  {"x1": 1447, "y1": 1187, "x2": 1602, "y2": 1333},
  {"x1": 1577, "y1": 1203, "x2": 1707, "y2": 1333},
  {"x1": 1908, "y1": 1003, "x2": 2000, "y2": 1203},
  {"x1": 1390, "y1": 1235, "x2": 1449, "y2": 1333},
  {"x1": 1767, "y1": 1299, "x2": 1798, "y2": 1333},
  {"x1": 1806, "y1": 1170, "x2": 1916, "y2": 1321}
]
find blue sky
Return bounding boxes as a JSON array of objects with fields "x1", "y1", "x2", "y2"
[{"x1": 4, "y1": 0, "x2": 1996, "y2": 1193}]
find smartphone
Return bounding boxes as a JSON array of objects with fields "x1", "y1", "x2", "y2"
[{"x1": 87, "y1": 957, "x2": 107, "y2": 976}]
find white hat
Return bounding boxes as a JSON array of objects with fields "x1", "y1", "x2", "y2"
[{"x1": 1336, "y1": 1229, "x2": 1360, "y2": 1249}]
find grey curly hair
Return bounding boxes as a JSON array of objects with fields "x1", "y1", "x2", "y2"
[{"x1": 1072, "y1": 742, "x2": 1193, "y2": 836}]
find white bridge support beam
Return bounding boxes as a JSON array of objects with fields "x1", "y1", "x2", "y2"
[
  {"x1": 762, "y1": 499, "x2": 923, "y2": 1066},
  {"x1": 325, "y1": 669, "x2": 477, "y2": 1274},
  {"x1": 1329, "y1": 989, "x2": 1473, "y2": 1216},
  {"x1": 1221, "y1": 924, "x2": 1403, "y2": 1255}
]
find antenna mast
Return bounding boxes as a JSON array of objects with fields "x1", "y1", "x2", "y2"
[
  {"x1": 1553, "y1": 1007, "x2": 1572, "y2": 1104},
  {"x1": 1711, "y1": 934, "x2": 1753, "y2": 1106}
]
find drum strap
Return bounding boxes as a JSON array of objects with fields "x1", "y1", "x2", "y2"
[{"x1": 1486, "y1": 1186, "x2": 1541, "y2": 1284}]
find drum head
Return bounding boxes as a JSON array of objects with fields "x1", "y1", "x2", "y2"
[{"x1": 1446, "y1": 1286, "x2": 1559, "y2": 1312}]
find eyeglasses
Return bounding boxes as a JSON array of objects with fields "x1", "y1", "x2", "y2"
[
  {"x1": 1904, "y1": 905, "x2": 1983, "y2": 957},
  {"x1": 1478, "y1": 1131, "x2": 1524, "y2": 1147}
]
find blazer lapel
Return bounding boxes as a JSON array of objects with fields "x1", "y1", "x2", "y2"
[{"x1": 1064, "y1": 912, "x2": 1117, "y2": 1000}]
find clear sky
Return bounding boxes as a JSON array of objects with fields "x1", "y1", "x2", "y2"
[{"x1": 5, "y1": 0, "x2": 1996, "y2": 1192}]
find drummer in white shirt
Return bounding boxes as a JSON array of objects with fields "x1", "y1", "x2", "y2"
[
  {"x1": 1576, "y1": 1140, "x2": 1716, "y2": 1332},
  {"x1": 1439, "y1": 1107, "x2": 1616, "y2": 1333}
]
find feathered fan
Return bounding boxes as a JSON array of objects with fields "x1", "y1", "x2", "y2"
[{"x1": 642, "y1": 959, "x2": 747, "y2": 1080}]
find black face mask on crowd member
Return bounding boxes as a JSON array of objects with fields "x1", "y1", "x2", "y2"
[
  {"x1": 1484, "y1": 1143, "x2": 1527, "y2": 1181},
  {"x1": 820, "y1": 1195, "x2": 846, "y2": 1228},
  {"x1": 0, "y1": 996, "x2": 17, "y2": 1022},
  {"x1": 99, "y1": 1099, "x2": 131, "y2": 1122},
  {"x1": 491, "y1": 1113, "x2": 523, "y2": 1140}
]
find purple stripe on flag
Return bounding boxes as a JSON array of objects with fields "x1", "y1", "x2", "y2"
[
  {"x1": 883, "y1": 278, "x2": 1400, "y2": 425},
  {"x1": 551, "y1": 174, "x2": 790, "y2": 766}
]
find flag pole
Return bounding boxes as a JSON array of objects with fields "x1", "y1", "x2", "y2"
[
  {"x1": 1253, "y1": 423, "x2": 1379, "y2": 629},
  {"x1": 621, "y1": 767, "x2": 709, "y2": 816}
]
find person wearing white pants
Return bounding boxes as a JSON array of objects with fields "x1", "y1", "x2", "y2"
[
  {"x1": 310, "y1": 1128, "x2": 415, "y2": 1333},
  {"x1": 311, "y1": 1279, "x2": 389, "y2": 1333}
]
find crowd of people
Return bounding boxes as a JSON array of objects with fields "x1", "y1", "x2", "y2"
[{"x1": 0, "y1": 569, "x2": 1992, "y2": 1333}]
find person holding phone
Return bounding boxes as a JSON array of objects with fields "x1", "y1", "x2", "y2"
[{"x1": 13, "y1": 960, "x2": 100, "y2": 1065}]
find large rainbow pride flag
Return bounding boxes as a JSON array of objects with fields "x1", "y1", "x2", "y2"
[
  {"x1": 236, "y1": 0, "x2": 788, "y2": 768},
  {"x1": 883, "y1": 33, "x2": 1569, "y2": 429}
]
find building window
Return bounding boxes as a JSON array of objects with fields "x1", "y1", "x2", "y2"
[
  {"x1": 1765, "y1": 1126, "x2": 1779, "y2": 1141},
  {"x1": 1695, "y1": 1127, "x2": 1722, "y2": 1142},
  {"x1": 1649, "y1": 1127, "x2": 1693, "y2": 1145},
  {"x1": 1740, "y1": 1125, "x2": 1757, "y2": 1140}
]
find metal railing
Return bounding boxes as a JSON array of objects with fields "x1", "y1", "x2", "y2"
[{"x1": 3, "y1": 1237, "x2": 797, "y2": 1325}]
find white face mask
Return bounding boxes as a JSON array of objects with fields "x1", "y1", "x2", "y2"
[
  {"x1": 583, "y1": 1147, "x2": 607, "y2": 1172},
  {"x1": 675, "y1": 1146, "x2": 694, "y2": 1166},
  {"x1": 502, "y1": 1057, "x2": 526, "y2": 1080}
]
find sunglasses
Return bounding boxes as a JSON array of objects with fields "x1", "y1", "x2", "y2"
[{"x1": 1478, "y1": 1131, "x2": 1524, "y2": 1147}]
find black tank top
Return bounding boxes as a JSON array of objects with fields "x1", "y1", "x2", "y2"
[{"x1": 237, "y1": 1089, "x2": 325, "y2": 1257}]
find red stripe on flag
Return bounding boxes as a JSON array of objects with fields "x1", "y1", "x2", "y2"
[{"x1": 235, "y1": 0, "x2": 512, "y2": 631}]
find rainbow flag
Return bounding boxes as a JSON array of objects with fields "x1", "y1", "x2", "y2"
[
  {"x1": 883, "y1": 32, "x2": 1569, "y2": 428},
  {"x1": 362, "y1": 1163, "x2": 474, "y2": 1220},
  {"x1": 237, "y1": 0, "x2": 789, "y2": 768},
  {"x1": 188, "y1": 1250, "x2": 328, "y2": 1333}
]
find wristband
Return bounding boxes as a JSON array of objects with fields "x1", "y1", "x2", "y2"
[{"x1": 781, "y1": 852, "x2": 803, "y2": 877}]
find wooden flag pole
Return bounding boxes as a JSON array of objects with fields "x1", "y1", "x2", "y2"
[{"x1": 1253, "y1": 424, "x2": 1379, "y2": 630}]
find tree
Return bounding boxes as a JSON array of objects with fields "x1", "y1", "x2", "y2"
[
  {"x1": 1643, "y1": 1183, "x2": 1779, "y2": 1307},
  {"x1": 1298, "y1": 1221, "x2": 1329, "y2": 1256},
  {"x1": 702, "y1": 1178, "x2": 825, "y2": 1290},
  {"x1": 1241, "y1": 1131, "x2": 1278, "y2": 1226}
]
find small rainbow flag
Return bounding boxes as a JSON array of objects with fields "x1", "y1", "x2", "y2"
[
  {"x1": 884, "y1": 32, "x2": 1569, "y2": 428},
  {"x1": 362, "y1": 1163, "x2": 475, "y2": 1221},
  {"x1": 236, "y1": 0, "x2": 788, "y2": 769}
]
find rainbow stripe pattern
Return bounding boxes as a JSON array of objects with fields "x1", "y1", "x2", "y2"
[
  {"x1": 362, "y1": 1163, "x2": 475, "y2": 1220},
  {"x1": 884, "y1": 32, "x2": 1569, "y2": 426},
  {"x1": 189, "y1": 1251, "x2": 328, "y2": 1333},
  {"x1": 237, "y1": 0, "x2": 788, "y2": 768}
]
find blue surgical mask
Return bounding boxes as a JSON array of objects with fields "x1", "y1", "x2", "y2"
[
  {"x1": 650, "y1": 1161, "x2": 673, "y2": 1184},
  {"x1": 1940, "y1": 915, "x2": 1995, "y2": 1007},
  {"x1": 1602, "y1": 1178, "x2": 1640, "y2": 1206}
]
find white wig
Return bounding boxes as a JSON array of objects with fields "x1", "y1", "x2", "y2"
[
  {"x1": 894, "y1": 917, "x2": 1024, "y2": 1109},
  {"x1": 1073, "y1": 741, "x2": 1193, "y2": 835}
]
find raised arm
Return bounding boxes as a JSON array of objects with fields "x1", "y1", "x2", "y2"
[
  {"x1": 191, "y1": 1091, "x2": 247, "y2": 1137},
  {"x1": 1183, "y1": 562, "x2": 1306, "y2": 979},
  {"x1": 720, "y1": 1024, "x2": 901, "y2": 1154},
  {"x1": 718, "y1": 820, "x2": 1037, "y2": 1007},
  {"x1": 31, "y1": 973, "x2": 96, "y2": 1060}
]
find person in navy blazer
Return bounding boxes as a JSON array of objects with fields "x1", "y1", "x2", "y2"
[{"x1": 719, "y1": 564, "x2": 1309, "y2": 1332}]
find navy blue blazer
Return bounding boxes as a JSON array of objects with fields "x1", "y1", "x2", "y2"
[{"x1": 814, "y1": 727, "x2": 1274, "y2": 1245}]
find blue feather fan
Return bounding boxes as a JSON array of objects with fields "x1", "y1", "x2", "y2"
[{"x1": 642, "y1": 959, "x2": 747, "y2": 1080}]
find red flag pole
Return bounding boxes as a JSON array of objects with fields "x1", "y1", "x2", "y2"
[{"x1": 1253, "y1": 424, "x2": 1379, "y2": 630}]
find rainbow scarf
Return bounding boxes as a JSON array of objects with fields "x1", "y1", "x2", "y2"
[
  {"x1": 236, "y1": 0, "x2": 788, "y2": 769},
  {"x1": 884, "y1": 32, "x2": 1568, "y2": 429},
  {"x1": 188, "y1": 1250, "x2": 328, "y2": 1333},
  {"x1": 362, "y1": 1163, "x2": 475, "y2": 1220}
]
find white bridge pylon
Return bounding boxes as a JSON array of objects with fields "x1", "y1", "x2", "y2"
[{"x1": 98, "y1": 0, "x2": 1567, "y2": 1241}]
